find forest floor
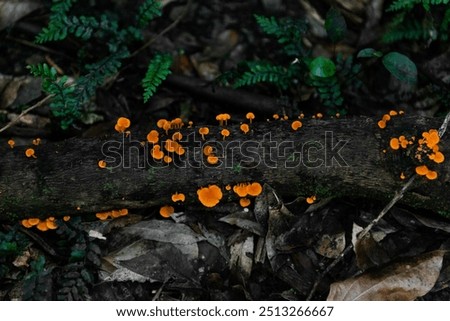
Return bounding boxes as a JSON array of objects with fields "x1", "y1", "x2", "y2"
[{"x1": 0, "y1": 0, "x2": 450, "y2": 301}]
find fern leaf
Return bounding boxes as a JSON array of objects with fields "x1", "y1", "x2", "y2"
[
  {"x1": 233, "y1": 62, "x2": 292, "y2": 90},
  {"x1": 136, "y1": 0, "x2": 162, "y2": 28},
  {"x1": 142, "y1": 54, "x2": 172, "y2": 103}
]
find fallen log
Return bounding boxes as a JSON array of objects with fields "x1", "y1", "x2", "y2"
[{"x1": 1, "y1": 115, "x2": 449, "y2": 222}]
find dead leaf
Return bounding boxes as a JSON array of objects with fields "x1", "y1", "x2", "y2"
[
  {"x1": 0, "y1": 0, "x2": 43, "y2": 30},
  {"x1": 327, "y1": 250, "x2": 446, "y2": 300},
  {"x1": 219, "y1": 212, "x2": 264, "y2": 236},
  {"x1": 314, "y1": 232, "x2": 345, "y2": 259},
  {"x1": 352, "y1": 223, "x2": 390, "y2": 270},
  {"x1": 229, "y1": 231, "x2": 254, "y2": 281}
]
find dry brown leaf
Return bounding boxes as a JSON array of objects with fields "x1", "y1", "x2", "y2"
[
  {"x1": 327, "y1": 250, "x2": 445, "y2": 300},
  {"x1": 314, "y1": 232, "x2": 345, "y2": 259},
  {"x1": 0, "y1": 0, "x2": 43, "y2": 30}
]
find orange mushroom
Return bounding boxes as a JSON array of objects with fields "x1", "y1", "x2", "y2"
[
  {"x1": 115, "y1": 117, "x2": 131, "y2": 133},
  {"x1": 197, "y1": 185, "x2": 223, "y2": 207},
  {"x1": 426, "y1": 170, "x2": 438, "y2": 180},
  {"x1": 147, "y1": 130, "x2": 159, "y2": 144},
  {"x1": 188, "y1": 121, "x2": 193, "y2": 128},
  {"x1": 389, "y1": 110, "x2": 398, "y2": 116},
  {"x1": 172, "y1": 131, "x2": 182, "y2": 141},
  {"x1": 25, "y1": 148, "x2": 36, "y2": 158},
  {"x1": 63, "y1": 216, "x2": 71, "y2": 221},
  {"x1": 246, "y1": 112, "x2": 255, "y2": 123},
  {"x1": 199, "y1": 127, "x2": 209, "y2": 140},
  {"x1": 389, "y1": 138, "x2": 400, "y2": 150},
  {"x1": 316, "y1": 113, "x2": 323, "y2": 119},
  {"x1": 157, "y1": 119, "x2": 169, "y2": 129},
  {"x1": 400, "y1": 172, "x2": 406, "y2": 180},
  {"x1": 377, "y1": 120, "x2": 386, "y2": 129},
  {"x1": 151, "y1": 145, "x2": 164, "y2": 160},
  {"x1": 96, "y1": 212, "x2": 110, "y2": 220},
  {"x1": 221, "y1": 129, "x2": 230, "y2": 140},
  {"x1": 98, "y1": 160, "x2": 107, "y2": 168},
  {"x1": 111, "y1": 210, "x2": 121, "y2": 218},
  {"x1": 291, "y1": 120, "x2": 302, "y2": 131},
  {"x1": 171, "y1": 118, "x2": 183, "y2": 129},
  {"x1": 273, "y1": 114, "x2": 280, "y2": 120},
  {"x1": 21, "y1": 219, "x2": 32, "y2": 228},
  {"x1": 247, "y1": 182, "x2": 262, "y2": 196},
  {"x1": 164, "y1": 139, "x2": 177, "y2": 153},
  {"x1": 172, "y1": 192, "x2": 186, "y2": 203},
  {"x1": 119, "y1": 209, "x2": 128, "y2": 216},
  {"x1": 306, "y1": 196, "x2": 317, "y2": 204},
  {"x1": 433, "y1": 152, "x2": 445, "y2": 164},
  {"x1": 160, "y1": 205, "x2": 174, "y2": 218},
  {"x1": 207, "y1": 155, "x2": 219, "y2": 165},
  {"x1": 240, "y1": 124, "x2": 250, "y2": 134},
  {"x1": 8, "y1": 139, "x2": 15, "y2": 149},
  {"x1": 46, "y1": 219, "x2": 58, "y2": 230},
  {"x1": 415, "y1": 165, "x2": 429, "y2": 176},
  {"x1": 175, "y1": 146, "x2": 185, "y2": 156},
  {"x1": 225, "y1": 184, "x2": 232, "y2": 191},
  {"x1": 37, "y1": 221, "x2": 49, "y2": 232},
  {"x1": 233, "y1": 183, "x2": 248, "y2": 197},
  {"x1": 239, "y1": 198, "x2": 251, "y2": 207},
  {"x1": 28, "y1": 218, "x2": 40, "y2": 226},
  {"x1": 382, "y1": 114, "x2": 391, "y2": 122},
  {"x1": 162, "y1": 122, "x2": 171, "y2": 135},
  {"x1": 32, "y1": 138, "x2": 41, "y2": 146},
  {"x1": 163, "y1": 155, "x2": 173, "y2": 164},
  {"x1": 203, "y1": 145, "x2": 214, "y2": 156}
]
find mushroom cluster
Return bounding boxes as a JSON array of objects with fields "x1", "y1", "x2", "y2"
[
  {"x1": 232, "y1": 182, "x2": 262, "y2": 207},
  {"x1": 413, "y1": 129, "x2": 445, "y2": 180},
  {"x1": 115, "y1": 117, "x2": 131, "y2": 134},
  {"x1": 95, "y1": 208, "x2": 129, "y2": 220},
  {"x1": 21, "y1": 217, "x2": 58, "y2": 231},
  {"x1": 197, "y1": 185, "x2": 223, "y2": 207},
  {"x1": 377, "y1": 110, "x2": 404, "y2": 129}
]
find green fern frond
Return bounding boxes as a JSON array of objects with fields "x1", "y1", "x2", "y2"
[
  {"x1": 136, "y1": 0, "x2": 162, "y2": 28},
  {"x1": 439, "y1": 7, "x2": 450, "y2": 40},
  {"x1": 142, "y1": 54, "x2": 172, "y2": 103},
  {"x1": 254, "y1": 14, "x2": 308, "y2": 57},
  {"x1": 383, "y1": 18, "x2": 433, "y2": 43},
  {"x1": 233, "y1": 62, "x2": 294, "y2": 90}
]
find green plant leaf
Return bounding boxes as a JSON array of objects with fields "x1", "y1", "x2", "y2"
[
  {"x1": 325, "y1": 7, "x2": 347, "y2": 43},
  {"x1": 382, "y1": 52, "x2": 417, "y2": 84},
  {"x1": 309, "y1": 57, "x2": 336, "y2": 78},
  {"x1": 357, "y1": 48, "x2": 383, "y2": 58}
]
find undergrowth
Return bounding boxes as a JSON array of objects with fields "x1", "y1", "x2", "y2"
[{"x1": 29, "y1": 0, "x2": 172, "y2": 129}]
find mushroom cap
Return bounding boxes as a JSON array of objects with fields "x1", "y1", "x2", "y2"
[
  {"x1": 25, "y1": 148, "x2": 35, "y2": 157},
  {"x1": 160, "y1": 205, "x2": 174, "y2": 218},
  {"x1": 423, "y1": 130, "x2": 440, "y2": 148},
  {"x1": 28, "y1": 218, "x2": 40, "y2": 226},
  {"x1": 377, "y1": 120, "x2": 386, "y2": 129},
  {"x1": 21, "y1": 219, "x2": 32, "y2": 228},
  {"x1": 306, "y1": 196, "x2": 315, "y2": 204},
  {"x1": 164, "y1": 155, "x2": 173, "y2": 163},
  {"x1": 389, "y1": 110, "x2": 398, "y2": 116},
  {"x1": 8, "y1": 139, "x2": 15, "y2": 147},
  {"x1": 165, "y1": 139, "x2": 177, "y2": 152},
  {"x1": 426, "y1": 170, "x2": 438, "y2": 180},
  {"x1": 63, "y1": 216, "x2": 71, "y2": 221},
  {"x1": 207, "y1": 155, "x2": 219, "y2": 165},
  {"x1": 199, "y1": 127, "x2": 209, "y2": 135},
  {"x1": 415, "y1": 165, "x2": 429, "y2": 176},
  {"x1": 157, "y1": 119, "x2": 168, "y2": 128},
  {"x1": 175, "y1": 146, "x2": 185, "y2": 156},
  {"x1": 37, "y1": 221, "x2": 49, "y2": 231},
  {"x1": 389, "y1": 138, "x2": 400, "y2": 150},
  {"x1": 221, "y1": 129, "x2": 230, "y2": 137},
  {"x1": 246, "y1": 112, "x2": 255, "y2": 120},
  {"x1": 247, "y1": 182, "x2": 262, "y2": 196},
  {"x1": 111, "y1": 210, "x2": 121, "y2": 218},
  {"x1": 434, "y1": 152, "x2": 445, "y2": 164},
  {"x1": 117, "y1": 117, "x2": 131, "y2": 128},
  {"x1": 151, "y1": 146, "x2": 164, "y2": 160},
  {"x1": 197, "y1": 185, "x2": 223, "y2": 207},
  {"x1": 239, "y1": 198, "x2": 251, "y2": 207},
  {"x1": 240, "y1": 124, "x2": 250, "y2": 134},
  {"x1": 233, "y1": 183, "x2": 248, "y2": 197},
  {"x1": 225, "y1": 184, "x2": 232, "y2": 191},
  {"x1": 203, "y1": 145, "x2": 214, "y2": 156},
  {"x1": 291, "y1": 120, "x2": 302, "y2": 131},
  {"x1": 98, "y1": 160, "x2": 107, "y2": 168},
  {"x1": 171, "y1": 192, "x2": 186, "y2": 202},
  {"x1": 114, "y1": 124, "x2": 125, "y2": 133},
  {"x1": 172, "y1": 132, "x2": 182, "y2": 141},
  {"x1": 382, "y1": 114, "x2": 391, "y2": 122},
  {"x1": 96, "y1": 212, "x2": 110, "y2": 220},
  {"x1": 46, "y1": 219, "x2": 58, "y2": 230},
  {"x1": 273, "y1": 114, "x2": 280, "y2": 120},
  {"x1": 119, "y1": 209, "x2": 129, "y2": 216},
  {"x1": 147, "y1": 130, "x2": 159, "y2": 144}
]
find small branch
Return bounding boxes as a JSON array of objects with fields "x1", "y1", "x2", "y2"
[{"x1": 0, "y1": 95, "x2": 53, "y2": 134}]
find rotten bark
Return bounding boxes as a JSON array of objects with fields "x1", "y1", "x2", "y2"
[{"x1": 1, "y1": 116, "x2": 449, "y2": 222}]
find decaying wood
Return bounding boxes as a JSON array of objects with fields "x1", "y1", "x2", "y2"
[{"x1": 1, "y1": 116, "x2": 449, "y2": 222}]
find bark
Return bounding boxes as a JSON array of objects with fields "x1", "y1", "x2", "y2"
[{"x1": 1, "y1": 116, "x2": 450, "y2": 222}]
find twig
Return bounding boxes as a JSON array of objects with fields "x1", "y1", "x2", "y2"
[
  {"x1": 306, "y1": 111, "x2": 450, "y2": 301},
  {"x1": 0, "y1": 95, "x2": 53, "y2": 134},
  {"x1": 131, "y1": 0, "x2": 193, "y2": 58}
]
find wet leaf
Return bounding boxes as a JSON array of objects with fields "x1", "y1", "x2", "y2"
[
  {"x1": 309, "y1": 57, "x2": 336, "y2": 78},
  {"x1": 327, "y1": 250, "x2": 445, "y2": 300},
  {"x1": 382, "y1": 52, "x2": 417, "y2": 85},
  {"x1": 0, "y1": 0, "x2": 43, "y2": 31}
]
